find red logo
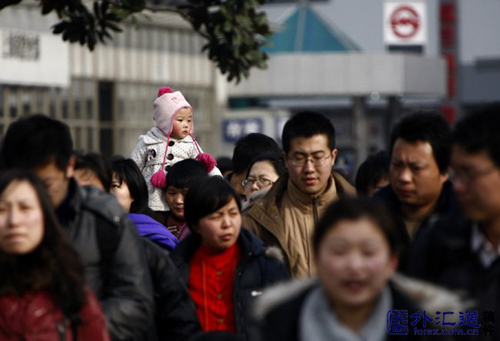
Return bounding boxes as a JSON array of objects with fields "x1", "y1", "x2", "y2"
[{"x1": 390, "y1": 5, "x2": 420, "y2": 38}]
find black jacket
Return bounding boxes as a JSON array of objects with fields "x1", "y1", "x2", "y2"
[
  {"x1": 407, "y1": 215, "x2": 500, "y2": 340},
  {"x1": 256, "y1": 281, "x2": 422, "y2": 341},
  {"x1": 374, "y1": 180, "x2": 460, "y2": 272},
  {"x1": 142, "y1": 238, "x2": 202, "y2": 341},
  {"x1": 56, "y1": 181, "x2": 154, "y2": 340},
  {"x1": 170, "y1": 228, "x2": 290, "y2": 341}
]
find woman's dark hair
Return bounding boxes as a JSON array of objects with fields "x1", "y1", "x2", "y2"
[
  {"x1": 245, "y1": 153, "x2": 287, "y2": 180},
  {"x1": 313, "y1": 197, "x2": 400, "y2": 254},
  {"x1": 184, "y1": 176, "x2": 241, "y2": 230},
  {"x1": 0, "y1": 171, "x2": 86, "y2": 320},
  {"x1": 166, "y1": 159, "x2": 209, "y2": 189},
  {"x1": 74, "y1": 151, "x2": 112, "y2": 192},
  {"x1": 108, "y1": 156, "x2": 150, "y2": 214}
]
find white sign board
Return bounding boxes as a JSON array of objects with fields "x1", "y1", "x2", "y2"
[
  {"x1": 384, "y1": 2, "x2": 427, "y2": 45},
  {"x1": 0, "y1": 29, "x2": 70, "y2": 87}
]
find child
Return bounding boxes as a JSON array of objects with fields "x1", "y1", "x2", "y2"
[
  {"x1": 130, "y1": 87, "x2": 221, "y2": 212},
  {"x1": 170, "y1": 176, "x2": 290, "y2": 340},
  {"x1": 164, "y1": 159, "x2": 209, "y2": 240}
]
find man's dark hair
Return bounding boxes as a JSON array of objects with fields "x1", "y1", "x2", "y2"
[
  {"x1": 282, "y1": 111, "x2": 336, "y2": 154},
  {"x1": 355, "y1": 151, "x2": 390, "y2": 196},
  {"x1": 184, "y1": 176, "x2": 241, "y2": 230},
  {"x1": 1, "y1": 114, "x2": 73, "y2": 171},
  {"x1": 453, "y1": 108, "x2": 500, "y2": 168},
  {"x1": 74, "y1": 151, "x2": 112, "y2": 192},
  {"x1": 232, "y1": 133, "x2": 281, "y2": 175},
  {"x1": 390, "y1": 112, "x2": 451, "y2": 174},
  {"x1": 166, "y1": 159, "x2": 209, "y2": 189},
  {"x1": 108, "y1": 156, "x2": 150, "y2": 215},
  {"x1": 313, "y1": 197, "x2": 400, "y2": 255}
]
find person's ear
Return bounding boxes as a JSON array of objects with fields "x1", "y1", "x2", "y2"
[
  {"x1": 330, "y1": 149, "x2": 338, "y2": 166},
  {"x1": 66, "y1": 155, "x2": 76, "y2": 179},
  {"x1": 387, "y1": 252, "x2": 399, "y2": 278}
]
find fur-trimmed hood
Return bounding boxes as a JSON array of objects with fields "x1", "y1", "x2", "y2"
[{"x1": 253, "y1": 273, "x2": 471, "y2": 321}]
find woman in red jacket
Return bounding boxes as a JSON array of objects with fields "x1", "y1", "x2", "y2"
[{"x1": 0, "y1": 171, "x2": 109, "y2": 341}]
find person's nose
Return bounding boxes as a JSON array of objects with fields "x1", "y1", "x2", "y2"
[
  {"x1": 174, "y1": 194, "x2": 184, "y2": 204},
  {"x1": 453, "y1": 175, "x2": 467, "y2": 195},
  {"x1": 7, "y1": 207, "x2": 21, "y2": 227},
  {"x1": 346, "y1": 252, "x2": 365, "y2": 271},
  {"x1": 221, "y1": 214, "x2": 232, "y2": 229},
  {"x1": 303, "y1": 159, "x2": 315, "y2": 173},
  {"x1": 251, "y1": 181, "x2": 260, "y2": 192},
  {"x1": 397, "y1": 167, "x2": 412, "y2": 183}
]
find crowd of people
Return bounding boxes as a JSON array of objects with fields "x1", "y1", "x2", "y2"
[{"x1": 0, "y1": 85, "x2": 499, "y2": 341}]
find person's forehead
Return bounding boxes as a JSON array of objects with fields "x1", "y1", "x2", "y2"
[
  {"x1": 289, "y1": 134, "x2": 330, "y2": 152},
  {"x1": 452, "y1": 146, "x2": 495, "y2": 166},
  {"x1": 391, "y1": 139, "x2": 434, "y2": 160}
]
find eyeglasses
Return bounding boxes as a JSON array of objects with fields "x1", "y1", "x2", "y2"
[
  {"x1": 242, "y1": 178, "x2": 275, "y2": 188},
  {"x1": 452, "y1": 166, "x2": 497, "y2": 184},
  {"x1": 288, "y1": 154, "x2": 331, "y2": 167}
]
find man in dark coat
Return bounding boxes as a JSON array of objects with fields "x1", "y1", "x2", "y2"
[
  {"x1": 1, "y1": 115, "x2": 153, "y2": 340},
  {"x1": 407, "y1": 109, "x2": 500, "y2": 340},
  {"x1": 374, "y1": 112, "x2": 456, "y2": 271}
]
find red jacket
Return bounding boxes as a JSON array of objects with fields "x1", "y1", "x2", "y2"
[{"x1": 0, "y1": 289, "x2": 110, "y2": 341}]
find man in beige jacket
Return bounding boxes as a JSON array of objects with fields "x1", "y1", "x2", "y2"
[{"x1": 243, "y1": 111, "x2": 356, "y2": 278}]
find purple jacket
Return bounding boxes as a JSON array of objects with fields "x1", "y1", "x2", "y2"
[{"x1": 128, "y1": 213, "x2": 179, "y2": 251}]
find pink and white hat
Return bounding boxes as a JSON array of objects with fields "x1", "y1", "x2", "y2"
[{"x1": 153, "y1": 87, "x2": 193, "y2": 136}]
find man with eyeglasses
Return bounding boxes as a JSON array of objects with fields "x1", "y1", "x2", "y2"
[
  {"x1": 373, "y1": 112, "x2": 456, "y2": 272},
  {"x1": 243, "y1": 111, "x2": 355, "y2": 279},
  {"x1": 406, "y1": 109, "x2": 500, "y2": 331}
]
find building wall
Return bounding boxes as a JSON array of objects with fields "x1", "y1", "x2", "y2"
[{"x1": 0, "y1": 4, "x2": 220, "y2": 158}]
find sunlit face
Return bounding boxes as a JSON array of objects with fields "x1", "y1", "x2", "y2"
[
  {"x1": 110, "y1": 174, "x2": 134, "y2": 212},
  {"x1": 452, "y1": 146, "x2": 500, "y2": 224},
  {"x1": 35, "y1": 159, "x2": 74, "y2": 209},
  {"x1": 389, "y1": 139, "x2": 448, "y2": 210},
  {"x1": 244, "y1": 161, "x2": 280, "y2": 198},
  {"x1": 195, "y1": 198, "x2": 241, "y2": 251},
  {"x1": 316, "y1": 218, "x2": 397, "y2": 310},
  {"x1": 285, "y1": 135, "x2": 337, "y2": 197},
  {"x1": 166, "y1": 186, "x2": 188, "y2": 220},
  {"x1": 171, "y1": 108, "x2": 193, "y2": 140},
  {"x1": 0, "y1": 181, "x2": 44, "y2": 255}
]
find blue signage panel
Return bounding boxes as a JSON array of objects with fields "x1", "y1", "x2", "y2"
[{"x1": 222, "y1": 118, "x2": 264, "y2": 143}]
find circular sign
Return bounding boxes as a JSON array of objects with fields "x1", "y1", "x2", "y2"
[{"x1": 390, "y1": 5, "x2": 420, "y2": 38}]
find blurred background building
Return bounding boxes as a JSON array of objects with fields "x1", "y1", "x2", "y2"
[{"x1": 1, "y1": 0, "x2": 499, "y2": 179}]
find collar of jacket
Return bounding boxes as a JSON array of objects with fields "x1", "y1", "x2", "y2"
[
  {"x1": 172, "y1": 228, "x2": 267, "y2": 266},
  {"x1": 376, "y1": 180, "x2": 458, "y2": 219},
  {"x1": 244, "y1": 171, "x2": 355, "y2": 239}
]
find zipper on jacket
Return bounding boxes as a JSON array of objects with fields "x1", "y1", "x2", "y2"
[{"x1": 313, "y1": 197, "x2": 319, "y2": 228}]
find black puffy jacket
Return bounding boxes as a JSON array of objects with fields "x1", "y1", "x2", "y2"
[
  {"x1": 171, "y1": 228, "x2": 290, "y2": 341},
  {"x1": 56, "y1": 180, "x2": 154, "y2": 340},
  {"x1": 142, "y1": 238, "x2": 203, "y2": 341}
]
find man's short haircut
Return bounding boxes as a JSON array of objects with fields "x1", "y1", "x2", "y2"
[
  {"x1": 166, "y1": 159, "x2": 209, "y2": 189},
  {"x1": 1, "y1": 114, "x2": 73, "y2": 171},
  {"x1": 282, "y1": 111, "x2": 336, "y2": 154},
  {"x1": 390, "y1": 112, "x2": 451, "y2": 174},
  {"x1": 232, "y1": 133, "x2": 281, "y2": 175},
  {"x1": 355, "y1": 151, "x2": 390, "y2": 196},
  {"x1": 453, "y1": 108, "x2": 500, "y2": 168}
]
